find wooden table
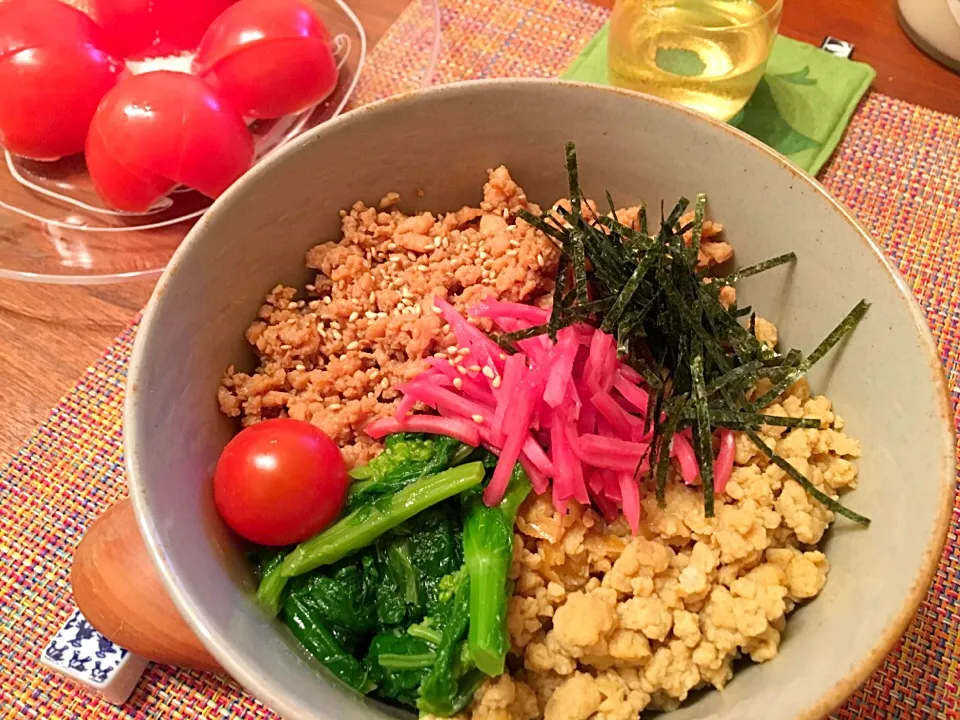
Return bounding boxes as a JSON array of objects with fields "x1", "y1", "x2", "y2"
[{"x1": 1, "y1": 0, "x2": 957, "y2": 464}]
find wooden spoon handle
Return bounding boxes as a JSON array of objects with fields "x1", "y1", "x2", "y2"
[{"x1": 71, "y1": 498, "x2": 224, "y2": 674}]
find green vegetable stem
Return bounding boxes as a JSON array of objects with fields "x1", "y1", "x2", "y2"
[
  {"x1": 280, "y1": 462, "x2": 485, "y2": 578},
  {"x1": 462, "y1": 464, "x2": 532, "y2": 676},
  {"x1": 257, "y1": 560, "x2": 289, "y2": 618},
  {"x1": 346, "y1": 432, "x2": 466, "y2": 510}
]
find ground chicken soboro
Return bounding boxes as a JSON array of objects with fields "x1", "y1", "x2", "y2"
[
  {"x1": 218, "y1": 167, "x2": 563, "y2": 468},
  {"x1": 449, "y1": 380, "x2": 860, "y2": 720},
  {"x1": 217, "y1": 168, "x2": 732, "y2": 469}
]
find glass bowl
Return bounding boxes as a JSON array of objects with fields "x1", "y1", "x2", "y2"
[{"x1": 0, "y1": 0, "x2": 442, "y2": 284}]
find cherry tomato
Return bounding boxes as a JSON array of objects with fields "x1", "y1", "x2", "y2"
[
  {"x1": 0, "y1": 0, "x2": 122, "y2": 160},
  {"x1": 213, "y1": 419, "x2": 348, "y2": 546},
  {"x1": 88, "y1": 0, "x2": 236, "y2": 59},
  {"x1": 86, "y1": 70, "x2": 254, "y2": 211},
  {"x1": 194, "y1": 0, "x2": 338, "y2": 119}
]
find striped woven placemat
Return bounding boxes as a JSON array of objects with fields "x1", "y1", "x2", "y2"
[{"x1": 1, "y1": 0, "x2": 957, "y2": 717}]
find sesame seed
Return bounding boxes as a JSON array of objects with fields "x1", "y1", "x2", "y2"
[
  {"x1": 323, "y1": 296, "x2": 332, "y2": 304},
  {"x1": 458, "y1": 347, "x2": 471, "y2": 356},
  {"x1": 365, "y1": 311, "x2": 378, "y2": 320},
  {"x1": 287, "y1": 301, "x2": 298, "y2": 309},
  {"x1": 507, "y1": 224, "x2": 516, "y2": 230},
  {"x1": 280, "y1": 344, "x2": 291, "y2": 350},
  {"x1": 493, "y1": 375, "x2": 502, "y2": 388},
  {"x1": 327, "y1": 403, "x2": 342, "y2": 411},
  {"x1": 369, "y1": 291, "x2": 376, "y2": 303},
  {"x1": 348, "y1": 311, "x2": 359, "y2": 322},
  {"x1": 295, "y1": 363, "x2": 306, "y2": 371},
  {"x1": 456, "y1": 365, "x2": 468, "y2": 375},
  {"x1": 537, "y1": 253, "x2": 545, "y2": 267},
  {"x1": 306, "y1": 284, "x2": 316, "y2": 291},
  {"x1": 441, "y1": 237, "x2": 449, "y2": 248},
  {"x1": 432, "y1": 305, "x2": 442, "y2": 314},
  {"x1": 417, "y1": 264, "x2": 428, "y2": 272},
  {"x1": 309, "y1": 300, "x2": 320, "y2": 309},
  {"x1": 380, "y1": 378, "x2": 390, "y2": 388},
  {"x1": 453, "y1": 377, "x2": 464, "y2": 390},
  {"x1": 318, "y1": 328, "x2": 327, "y2": 338},
  {"x1": 481, "y1": 270, "x2": 490, "y2": 279},
  {"x1": 407, "y1": 252, "x2": 417, "y2": 261},
  {"x1": 411, "y1": 305, "x2": 421, "y2": 315},
  {"x1": 368, "y1": 368, "x2": 380, "y2": 379},
  {"x1": 510, "y1": 238, "x2": 520, "y2": 248},
  {"x1": 387, "y1": 242, "x2": 397, "y2": 250},
  {"x1": 472, "y1": 414, "x2": 485, "y2": 424},
  {"x1": 447, "y1": 345, "x2": 458, "y2": 354},
  {"x1": 502, "y1": 208, "x2": 509, "y2": 218},
  {"x1": 434, "y1": 236, "x2": 442, "y2": 247},
  {"x1": 330, "y1": 321, "x2": 341, "y2": 330},
  {"x1": 377, "y1": 311, "x2": 387, "y2": 318},
  {"x1": 506, "y1": 249, "x2": 519, "y2": 257},
  {"x1": 482, "y1": 366, "x2": 495, "y2": 379},
  {"x1": 499, "y1": 353, "x2": 507, "y2": 360},
  {"x1": 346, "y1": 341, "x2": 360, "y2": 351},
  {"x1": 434, "y1": 352, "x2": 446, "y2": 358},
  {"x1": 478, "y1": 250, "x2": 487, "y2": 260},
  {"x1": 468, "y1": 365, "x2": 481, "y2": 373},
  {"x1": 332, "y1": 330, "x2": 342, "y2": 340},
  {"x1": 442, "y1": 324, "x2": 451, "y2": 333}
]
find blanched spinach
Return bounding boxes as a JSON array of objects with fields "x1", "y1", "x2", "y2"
[
  {"x1": 283, "y1": 593, "x2": 375, "y2": 694},
  {"x1": 256, "y1": 436, "x2": 525, "y2": 716},
  {"x1": 365, "y1": 631, "x2": 436, "y2": 707},
  {"x1": 416, "y1": 567, "x2": 485, "y2": 717}
]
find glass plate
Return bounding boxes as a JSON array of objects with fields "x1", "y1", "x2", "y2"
[{"x1": 0, "y1": 0, "x2": 441, "y2": 284}]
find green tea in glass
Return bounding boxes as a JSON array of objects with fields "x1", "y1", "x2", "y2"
[{"x1": 608, "y1": 0, "x2": 783, "y2": 121}]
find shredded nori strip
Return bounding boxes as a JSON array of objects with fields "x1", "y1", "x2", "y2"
[
  {"x1": 547, "y1": 253, "x2": 569, "y2": 341},
  {"x1": 696, "y1": 411, "x2": 823, "y2": 429},
  {"x1": 726, "y1": 252, "x2": 797, "y2": 283},
  {"x1": 690, "y1": 356, "x2": 715, "y2": 516},
  {"x1": 744, "y1": 429, "x2": 870, "y2": 525},
  {"x1": 486, "y1": 141, "x2": 870, "y2": 524},
  {"x1": 689, "y1": 194, "x2": 706, "y2": 259},
  {"x1": 750, "y1": 300, "x2": 870, "y2": 411},
  {"x1": 601, "y1": 253, "x2": 657, "y2": 334}
]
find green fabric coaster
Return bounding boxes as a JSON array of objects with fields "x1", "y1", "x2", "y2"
[{"x1": 562, "y1": 26, "x2": 876, "y2": 175}]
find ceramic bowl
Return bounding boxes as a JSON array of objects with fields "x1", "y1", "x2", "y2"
[{"x1": 125, "y1": 79, "x2": 955, "y2": 720}]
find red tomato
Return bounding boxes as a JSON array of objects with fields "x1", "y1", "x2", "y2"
[
  {"x1": 88, "y1": 0, "x2": 236, "y2": 59},
  {"x1": 194, "y1": 0, "x2": 338, "y2": 119},
  {"x1": 86, "y1": 70, "x2": 254, "y2": 211},
  {"x1": 0, "y1": 0, "x2": 122, "y2": 160},
  {"x1": 213, "y1": 419, "x2": 348, "y2": 546}
]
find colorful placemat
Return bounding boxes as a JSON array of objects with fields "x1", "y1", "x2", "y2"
[{"x1": 1, "y1": 0, "x2": 958, "y2": 718}]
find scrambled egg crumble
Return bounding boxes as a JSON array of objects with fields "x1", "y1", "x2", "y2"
[{"x1": 443, "y1": 380, "x2": 859, "y2": 720}]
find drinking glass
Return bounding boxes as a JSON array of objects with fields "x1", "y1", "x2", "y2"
[{"x1": 608, "y1": 0, "x2": 784, "y2": 121}]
